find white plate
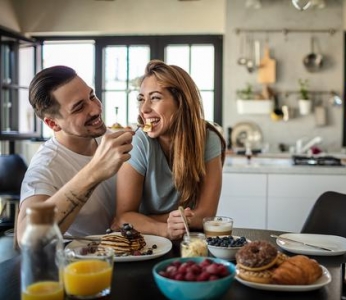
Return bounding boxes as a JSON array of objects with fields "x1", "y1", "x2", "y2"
[
  {"x1": 65, "y1": 234, "x2": 172, "y2": 262},
  {"x1": 236, "y1": 265, "x2": 331, "y2": 292},
  {"x1": 275, "y1": 233, "x2": 346, "y2": 256}
]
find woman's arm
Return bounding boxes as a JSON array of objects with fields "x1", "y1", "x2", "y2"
[
  {"x1": 186, "y1": 155, "x2": 223, "y2": 230},
  {"x1": 113, "y1": 154, "x2": 222, "y2": 240},
  {"x1": 113, "y1": 162, "x2": 171, "y2": 237}
]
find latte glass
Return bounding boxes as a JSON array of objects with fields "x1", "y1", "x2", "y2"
[{"x1": 203, "y1": 216, "x2": 233, "y2": 237}]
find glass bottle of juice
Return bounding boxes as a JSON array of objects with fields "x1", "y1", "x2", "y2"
[{"x1": 20, "y1": 203, "x2": 64, "y2": 300}]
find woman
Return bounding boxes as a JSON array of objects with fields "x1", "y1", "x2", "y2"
[{"x1": 113, "y1": 60, "x2": 226, "y2": 240}]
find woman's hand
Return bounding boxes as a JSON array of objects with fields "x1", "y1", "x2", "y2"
[{"x1": 166, "y1": 207, "x2": 194, "y2": 240}]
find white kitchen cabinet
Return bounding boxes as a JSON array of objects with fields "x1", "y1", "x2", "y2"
[
  {"x1": 218, "y1": 173, "x2": 267, "y2": 229},
  {"x1": 267, "y1": 174, "x2": 346, "y2": 232}
]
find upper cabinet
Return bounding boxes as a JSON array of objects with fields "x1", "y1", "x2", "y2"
[{"x1": 0, "y1": 26, "x2": 42, "y2": 140}]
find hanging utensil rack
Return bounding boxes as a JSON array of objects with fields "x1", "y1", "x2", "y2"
[
  {"x1": 235, "y1": 28, "x2": 337, "y2": 36},
  {"x1": 278, "y1": 90, "x2": 339, "y2": 97}
]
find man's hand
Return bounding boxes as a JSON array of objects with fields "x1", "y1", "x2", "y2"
[{"x1": 88, "y1": 130, "x2": 134, "y2": 182}]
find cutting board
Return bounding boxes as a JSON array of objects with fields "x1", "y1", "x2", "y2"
[{"x1": 258, "y1": 45, "x2": 276, "y2": 84}]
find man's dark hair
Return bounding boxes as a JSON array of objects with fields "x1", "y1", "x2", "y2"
[{"x1": 29, "y1": 65, "x2": 77, "y2": 119}]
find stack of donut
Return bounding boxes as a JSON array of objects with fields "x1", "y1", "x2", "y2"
[{"x1": 236, "y1": 240, "x2": 322, "y2": 285}]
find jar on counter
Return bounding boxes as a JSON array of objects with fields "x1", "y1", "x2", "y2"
[{"x1": 180, "y1": 232, "x2": 208, "y2": 257}]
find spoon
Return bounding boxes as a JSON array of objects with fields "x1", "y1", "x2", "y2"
[
  {"x1": 179, "y1": 206, "x2": 190, "y2": 240},
  {"x1": 237, "y1": 35, "x2": 247, "y2": 66}
]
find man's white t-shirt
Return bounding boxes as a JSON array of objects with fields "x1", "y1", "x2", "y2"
[{"x1": 20, "y1": 136, "x2": 115, "y2": 236}]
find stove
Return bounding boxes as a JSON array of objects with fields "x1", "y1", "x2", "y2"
[{"x1": 292, "y1": 155, "x2": 344, "y2": 166}]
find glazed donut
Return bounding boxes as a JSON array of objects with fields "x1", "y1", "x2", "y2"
[{"x1": 235, "y1": 240, "x2": 278, "y2": 271}]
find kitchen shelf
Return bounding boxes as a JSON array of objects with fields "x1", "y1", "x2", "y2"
[{"x1": 236, "y1": 99, "x2": 273, "y2": 114}]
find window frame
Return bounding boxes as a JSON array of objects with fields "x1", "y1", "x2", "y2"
[
  {"x1": 37, "y1": 35, "x2": 223, "y2": 127},
  {"x1": 0, "y1": 25, "x2": 42, "y2": 141}
]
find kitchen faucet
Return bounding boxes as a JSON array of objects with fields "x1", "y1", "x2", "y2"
[{"x1": 295, "y1": 136, "x2": 322, "y2": 154}]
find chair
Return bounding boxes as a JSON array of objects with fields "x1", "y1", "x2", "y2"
[
  {"x1": 0, "y1": 154, "x2": 28, "y2": 249},
  {"x1": 301, "y1": 191, "x2": 346, "y2": 238}
]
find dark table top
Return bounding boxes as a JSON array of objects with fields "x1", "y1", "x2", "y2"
[{"x1": 0, "y1": 228, "x2": 345, "y2": 300}]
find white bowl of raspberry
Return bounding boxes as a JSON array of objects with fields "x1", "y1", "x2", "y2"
[
  {"x1": 152, "y1": 257, "x2": 236, "y2": 300},
  {"x1": 206, "y1": 236, "x2": 250, "y2": 261}
]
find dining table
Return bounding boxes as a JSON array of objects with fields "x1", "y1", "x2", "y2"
[{"x1": 0, "y1": 228, "x2": 345, "y2": 300}]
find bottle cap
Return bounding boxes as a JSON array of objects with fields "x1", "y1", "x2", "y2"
[{"x1": 26, "y1": 202, "x2": 57, "y2": 225}]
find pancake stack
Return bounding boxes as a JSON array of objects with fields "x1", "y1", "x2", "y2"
[{"x1": 100, "y1": 223, "x2": 146, "y2": 255}]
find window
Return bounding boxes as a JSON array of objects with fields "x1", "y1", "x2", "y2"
[
  {"x1": 95, "y1": 35, "x2": 223, "y2": 128},
  {"x1": 102, "y1": 45, "x2": 150, "y2": 127},
  {"x1": 42, "y1": 40, "x2": 95, "y2": 138},
  {"x1": 165, "y1": 44, "x2": 216, "y2": 122},
  {"x1": 29, "y1": 35, "x2": 223, "y2": 137},
  {"x1": 0, "y1": 27, "x2": 41, "y2": 141}
]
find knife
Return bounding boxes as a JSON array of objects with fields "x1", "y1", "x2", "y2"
[{"x1": 270, "y1": 234, "x2": 333, "y2": 252}]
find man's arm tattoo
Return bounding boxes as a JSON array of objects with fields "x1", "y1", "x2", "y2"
[{"x1": 58, "y1": 187, "x2": 96, "y2": 226}]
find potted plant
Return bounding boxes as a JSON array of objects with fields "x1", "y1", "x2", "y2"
[
  {"x1": 236, "y1": 83, "x2": 272, "y2": 114},
  {"x1": 236, "y1": 83, "x2": 254, "y2": 100},
  {"x1": 298, "y1": 78, "x2": 312, "y2": 115}
]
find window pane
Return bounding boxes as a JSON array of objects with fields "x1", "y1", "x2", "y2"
[
  {"x1": 129, "y1": 46, "x2": 150, "y2": 89},
  {"x1": 165, "y1": 44, "x2": 215, "y2": 122},
  {"x1": 165, "y1": 46, "x2": 190, "y2": 71},
  {"x1": 18, "y1": 89, "x2": 35, "y2": 133},
  {"x1": 42, "y1": 41, "x2": 95, "y2": 137},
  {"x1": 128, "y1": 90, "x2": 140, "y2": 126},
  {"x1": 191, "y1": 45, "x2": 214, "y2": 90},
  {"x1": 103, "y1": 45, "x2": 149, "y2": 126},
  {"x1": 18, "y1": 45, "x2": 36, "y2": 133},
  {"x1": 1, "y1": 89, "x2": 10, "y2": 131},
  {"x1": 200, "y1": 91, "x2": 214, "y2": 122},
  {"x1": 103, "y1": 91, "x2": 127, "y2": 128},
  {"x1": 19, "y1": 45, "x2": 35, "y2": 86},
  {"x1": 104, "y1": 46, "x2": 127, "y2": 90},
  {"x1": 43, "y1": 41, "x2": 95, "y2": 87}
]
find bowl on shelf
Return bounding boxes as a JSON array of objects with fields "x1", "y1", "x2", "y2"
[
  {"x1": 206, "y1": 236, "x2": 250, "y2": 261},
  {"x1": 152, "y1": 257, "x2": 236, "y2": 300}
]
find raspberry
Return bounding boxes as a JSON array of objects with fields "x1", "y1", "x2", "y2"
[{"x1": 159, "y1": 259, "x2": 230, "y2": 282}]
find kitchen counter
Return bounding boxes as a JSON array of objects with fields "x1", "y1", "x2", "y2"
[{"x1": 223, "y1": 155, "x2": 346, "y2": 175}]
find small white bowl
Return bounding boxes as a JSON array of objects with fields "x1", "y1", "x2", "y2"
[{"x1": 207, "y1": 236, "x2": 250, "y2": 261}]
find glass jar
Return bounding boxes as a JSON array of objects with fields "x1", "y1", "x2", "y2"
[
  {"x1": 180, "y1": 232, "x2": 208, "y2": 257},
  {"x1": 20, "y1": 203, "x2": 64, "y2": 300}
]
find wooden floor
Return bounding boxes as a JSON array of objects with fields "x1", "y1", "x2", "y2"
[{"x1": 0, "y1": 226, "x2": 20, "y2": 263}]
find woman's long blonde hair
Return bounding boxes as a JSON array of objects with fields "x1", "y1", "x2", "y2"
[{"x1": 139, "y1": 60, "x2": 226, "y2": 207}]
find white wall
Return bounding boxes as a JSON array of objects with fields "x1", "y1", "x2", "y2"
[
  {"x1": 11, "y1": 0, "x2": 225, "y2": 35},
  {"x1": 0, "y1": 0, "x2": 21, "y2": 31}
]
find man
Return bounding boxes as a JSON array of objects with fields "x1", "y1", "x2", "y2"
[{"x1": 17, "y1": 65, "x2": 133, "y2": 243}]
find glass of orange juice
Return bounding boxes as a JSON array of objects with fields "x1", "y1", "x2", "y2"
[{"x1": 62, "y1": 245, "x2": 114, "y2": 299}]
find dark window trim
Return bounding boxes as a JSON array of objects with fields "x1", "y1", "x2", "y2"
[
  {"x1": 0, "y1": 27, "x2": 41, "y2": 141},
  {"x1": 36, "y1": 35, "x2": 223, "y2": 125}
]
